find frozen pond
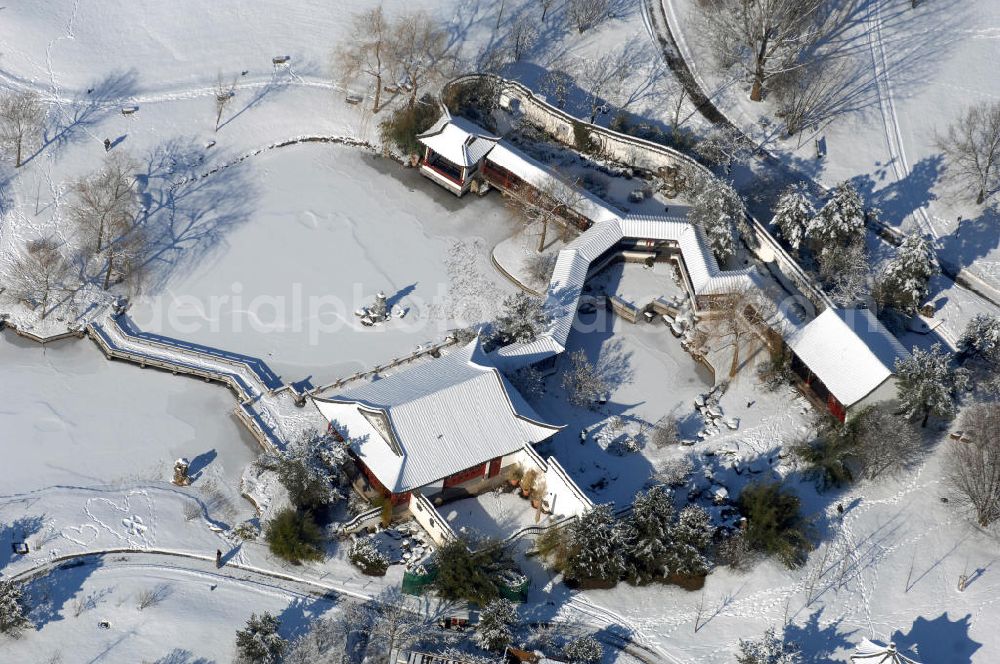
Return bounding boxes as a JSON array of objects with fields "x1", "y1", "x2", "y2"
[
  {"x1": 130, "y1": 143, "x2": 517, "y2": 386},
  {"x1": 0, "y1": 331, "x2": 260, "y2": 496}
]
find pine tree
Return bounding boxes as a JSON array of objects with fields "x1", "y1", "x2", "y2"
[
  {"x1": 895, "y1": 343, "x2": 969, "y2": 427},
  {"x1": 0, "y1": 578, "x2": 31, "y2": 636},
  {"x1": 258, "y1": 430, "x2": 349, "y2": 511},
  {"x1": 737, "y1": 626, "x2": 801, "y2": 664},
  {"x1": 687, "y1": 171, "x2": 750, "y2": 261},
  {"x1": 807, "y1": 181, "x2": 865, "y2": 251},
  {"x1": 772, "y1": 183, "x2": 815, "y2": 253},
  {"x1": 475, "y1": 598, "x2": 518, "y2": 651},
  {"x1": 877, "y1": 234, "x2": 940, "y2": 313},
  {"x1": 563, "y1": 634, "x2": 604, "y2": 664},
  {"x1": 490, "y1": 291, "x2": 550, "y2": 347},
  {"x1": 565, "y1": 504, "x2": 630, "y2": 584},
  {"x1": 664, "y1": 506, "x2": 714, "y2": 577},
  {"x1": 626, "y1": 486, "x2": 675, "y2": 584},
  {"x1": 235, "y1": 612, "x2": 287, "y2": 664},
  {"x1": 959, "y1": 313, "x2": 1000, "y2": 366}
]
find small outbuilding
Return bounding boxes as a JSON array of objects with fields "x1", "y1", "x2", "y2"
[
  {"x1": 786, "y1": 308, "x2": 909, "y2": 421},
  {"x1": 416, "y1": 111, "x2": 499, "y2": 195}
]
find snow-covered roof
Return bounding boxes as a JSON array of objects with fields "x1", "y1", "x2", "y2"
[
  {"x1": 417, "y1": 111, "x2": 499, "y2": 168},
  {"x1": 787, "y1": 308, "x2": 910, "y2": 407},
  {"x1": 851, "y1": 639, "x2": 921, "y2": 664},
  {"x1": 493, "y1": 212, "x2": 761, "y2": 371},
  {"x1": 312, "y1": 340, "x2": 561, "y2": 493},
  {"x1": 485, "y1": 142, "x2": 622, "y2": 224}
]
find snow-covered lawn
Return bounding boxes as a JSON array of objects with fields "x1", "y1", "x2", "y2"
[
  {"x1": 127, "y1": 142, "x2": 516, "y2": 383},
  {"x1": 4, "y1": 559, "x2": 340, "y2": 664}
]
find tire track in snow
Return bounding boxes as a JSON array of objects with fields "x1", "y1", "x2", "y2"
[{"x1": 866, "y1": 0, "x2": 939, "y2": 240}]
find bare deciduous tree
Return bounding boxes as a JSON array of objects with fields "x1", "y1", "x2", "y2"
[
  {"x1": 651, "y1": 415, "x2": 680, "y2": 448},
  {"x1": 540, "y1": 0, "x2": 557, "y2": 21},
  {"x1": 773, "y1": 56, "x2": 856, "y2": 136},
  {"x1": 937, "y1": 101, "x2": 1000, "y2": 205},
  {"x1": 566, "y1": 0, "x2": 611, "y2": 33},
  {"x1": 388, "y1": 12, "x2": 454, "y2": 109},
  {"x1": 508, "y1": 13, "x2": 539, "y2": 62},
  {"x1": 9, "y1": 238, "x2": 73, "y2": 318},
  {"x1": 574, "y1": 49, "x2": 631, "y2": 123},
  {"x1": 699, "y1": 285, "x2": 778, "y2": 379},
  {"x1": 946, "y1": 402, "x2": 1000, "y2": 527},
  {"x1": 848, "y1": 405, "x2": 922, "y2": 480},
  {"x1": 562, "y1": 348, "x2": 611, "y2": 409},
  {"x1": 0, "y1": 90, "x2": 45, "y2": 167},
  {"x1": 336, "y1": 7, "x2": 391, "y2": 113},
  {"x1": 504, "y1": 169, "x2": 585, "y2": 252},
  {"x1": 213, "y1": 73, "x2": 237, "y2": 131},
  {"x1": 699, "y1": 0, "x2": 831, "y2": 101},
  {"x1": 355, "y1": 587, "x2": 428, "y2": 662},
  {"x1": 68, "y1": 152, "x2": 139, "y2": 254}
]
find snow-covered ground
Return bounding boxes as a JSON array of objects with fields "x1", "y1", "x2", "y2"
[
  {"x1": 663, "y1": 0, "x2": 1000, "y2": 313},
  {"x1": 3, "y1": 0, "x2": 1000, "y2": 661},
  {"x1": 3, "y1": 556, "x2": 342, "y2": 664}
]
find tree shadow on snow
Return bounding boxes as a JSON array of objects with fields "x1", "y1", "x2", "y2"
[
  {"x1": 28, "y1": 69, "x2": 140, "y2": 165},
  {"x1": 0, "y1": 514, "x2": 46, "y2": 571},
  {"x1": 783, "y1": 607, "x2": 855, "y2": 662},
  {"x1": 24, "y1": 555, "x2": 104, "y2": 629},
  {"x1": 134, "y1": 136, "x2": 259, "y2": 293},
  {"x1": 892, "y1": 613, "x2": 981, "y2": 664}
]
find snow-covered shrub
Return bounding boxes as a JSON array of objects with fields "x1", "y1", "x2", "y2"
[
  {"x1": 627, "y1": 488, "x2": 713, "y2": 585},
  {"x1": 737, "y1": 481, "x2": 813, "y2": 569},
  {"x1": 257, "y1": 431, "x2": 349, "y2": 512},
  {"x1": 895, "y1": 343, "x2": 969, "y2": 427},
  {"x1": 264, "y1": 508, "x2": 324, "y2": 564},
  {"x1": 489, "y1": 291, "x2": 550, "y2": 348},
  {"x1": 656, "y1": 455, "x2": 694, "y2": 487},
  {"x1": 651, "y1": 415, "x2": 680, "y2": 448},
  {"x1": 875, "y1": 234, "x2": 940, "y2": 314},
  {"x1": 0, "y1": 578, "x2": 31, "y2": 636},
  {"x1": 959, "y1": 313, "x2": 1000, "y2": 366},
  {"x1": 736, "y1": 626, "x2": 801, "y2": 664},
  {"x1": 475, "y1": 598, "x2": 518, "y2": 651},
  {"x1": 233, "y1": 521, "x2": 260, "y2": 541},
  {"x1": 772, "y1": 183, "x2": 814, "y2": 253},
  {"x1": 665, "y1": 506, "x2": 714, "y2": 578},
  {"x1": 807, "y1": 181, "x2": 865, "y2": 253},
  {"x1": 235, "y1": 612, "x2": 287, "y2": 664},
  {"x1": 563, "y1": 634, "x2": 604, "y2": 664},
  {"x1": 563, "y1": 504, "x2": 629, "y2": 586},
  {"x1": 717, "y1": 529, "x2": 755, "y2": 572},
  {"x1": 686, "y1": 169, "x2": 750, "y2": 261},
  {"x1": 349, "y1": 536, "x2": 390, "y2": 576}
]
